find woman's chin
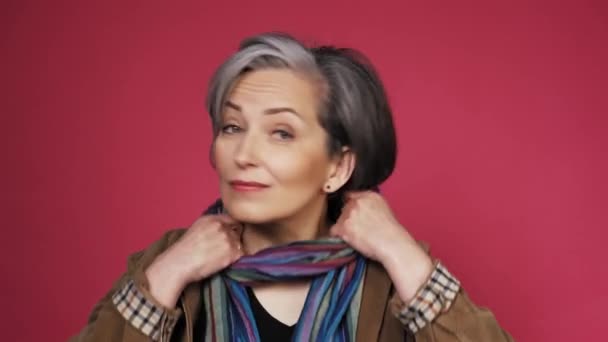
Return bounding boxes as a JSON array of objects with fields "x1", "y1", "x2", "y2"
[{"x1": 222, "y1": 201, "x2": 277, "y2": 224}]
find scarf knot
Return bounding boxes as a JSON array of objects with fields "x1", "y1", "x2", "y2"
[{"x1": 202, "y1": 238, "x2": 367, "y2": 341}]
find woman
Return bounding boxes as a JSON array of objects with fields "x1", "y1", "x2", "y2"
[{"x1": 72, "y1": 33, "x2": 513, "y2": 341}]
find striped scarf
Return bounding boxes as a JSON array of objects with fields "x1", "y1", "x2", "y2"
[{"x1": 201, "y1": 238, "x2": 367, "y2": 341}]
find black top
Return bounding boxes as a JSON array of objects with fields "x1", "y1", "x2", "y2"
[
  {"x1": 191, "y1": 286, "x2": 294, "y2": 341},
  {"x1": 247, "y1": 286, "x2": 295, "y2": 340}
]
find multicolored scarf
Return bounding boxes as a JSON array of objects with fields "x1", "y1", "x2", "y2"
[{"x1": 201, "y1": 238, "x2": 367, "y2": 341}]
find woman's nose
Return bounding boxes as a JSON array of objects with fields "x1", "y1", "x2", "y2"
[{"x1": 233, "y1": 132, "x2": 259, "y2": 168}]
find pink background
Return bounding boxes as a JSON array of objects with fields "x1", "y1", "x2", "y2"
[{"x1": 3, "y1": 1, "x2": 607, "y2": 341}]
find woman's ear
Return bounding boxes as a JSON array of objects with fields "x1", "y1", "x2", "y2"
[{"x1": 324, "y1": 147, "x2": 356, "y2": 193}]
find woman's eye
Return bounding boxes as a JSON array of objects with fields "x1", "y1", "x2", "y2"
[
  {"x1": 221, "y1": 124, "x2": 241, "y2": 134},
  {"x1": 272, "y1": 129, "x2": 294, "y2": 140}
]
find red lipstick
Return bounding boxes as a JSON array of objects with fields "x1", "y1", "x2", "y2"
[{"x1": 229, "y1": 180, "x2": 269, "y2": 192}]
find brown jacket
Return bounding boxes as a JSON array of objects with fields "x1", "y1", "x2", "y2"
[{"x1": 70, "y1": 229, "x2": 514, "y2": 342}]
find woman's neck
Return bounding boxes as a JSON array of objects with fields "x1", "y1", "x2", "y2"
[{"x1": 241, "y1": 200, "x2": 331, "y2": 255}]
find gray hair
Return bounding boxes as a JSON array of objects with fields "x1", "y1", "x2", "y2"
[
  {"x1": 206, "y1": 33, "x2": 322, "y2": 133},
  {"x1": 206, "y1": 33, "x2": 397, "y2": 217}
]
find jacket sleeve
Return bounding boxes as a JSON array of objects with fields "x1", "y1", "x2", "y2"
[
  {"x1": 69, "y1": 230, "x2": 185, "y2": 342},
  {"x1": 389, "y1": 261, "x2": 515, "y2": 342}
]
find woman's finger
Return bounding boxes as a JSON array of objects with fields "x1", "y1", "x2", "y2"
[
  {"x1": 329, "y1": 223, "x2": 342, "y2": 237},
  {"x1": 214, "y1": 214, "x2": 240, "y2": 225},
  {"x1": 344, "y1": 191, "x2": 367, "y2": 199}
]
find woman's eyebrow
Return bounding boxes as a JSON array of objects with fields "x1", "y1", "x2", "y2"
[
  {"x1": 224, "y1": 100, "x2": 241, "y2": 111},
  {"x1": 224, "y1": 100, "x2": 302, "y2": 119},
  {"x1": 263, "y1": 107, "x2": 302, "y2": 119}
]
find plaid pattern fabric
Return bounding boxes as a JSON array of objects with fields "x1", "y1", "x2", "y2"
[
  {"x1": 391, "y1": 262, "x2": 461, "y2": 334},
  {"x1": 112, "y1": 280, "x2": 180, "y2": 341}
]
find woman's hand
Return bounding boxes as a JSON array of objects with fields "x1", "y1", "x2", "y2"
[
  {"x1": 330, "y1": 191, "x2": 434, "y2": 303},
  {"x1": 145, "y1": 214, "x2": 244, "y2": 308}
]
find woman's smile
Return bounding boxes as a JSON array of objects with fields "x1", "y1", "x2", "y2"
[{"x1": 229, "y1": 179, "x2": 271, "y2": 192}]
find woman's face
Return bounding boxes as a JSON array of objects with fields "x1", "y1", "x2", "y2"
[{"x1": 213, "y1": 69, "x2": 338, "y2": 224}]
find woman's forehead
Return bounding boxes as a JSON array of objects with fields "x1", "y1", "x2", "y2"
[{"x1": 227, "y1": 69, "x2": 319, "y2": 114}]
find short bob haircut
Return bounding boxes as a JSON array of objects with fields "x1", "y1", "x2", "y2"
[{"x1": 206, "y1": 33, "x2": 397, "y2": 219}]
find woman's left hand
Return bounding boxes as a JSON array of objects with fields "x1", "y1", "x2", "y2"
[{"x1": 330, "y1": 191, "x2": 435, "y2": 302}]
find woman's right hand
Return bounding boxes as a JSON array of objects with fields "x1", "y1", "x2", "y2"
[{"x1": 144, "y1": 214, "x2": 244, "y2": 308}]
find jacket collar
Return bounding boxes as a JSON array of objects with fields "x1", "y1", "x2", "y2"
[{"x1": 356, "y1": 260, "x2": 393, "y2": 342}]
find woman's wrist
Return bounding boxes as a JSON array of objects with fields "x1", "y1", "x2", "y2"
[
  {"x1": 144, "y1": 254, "x2": 189, "y2": 309},
  {"x1": 379, "y1": 236, "x2": 435, "y2": 303}
]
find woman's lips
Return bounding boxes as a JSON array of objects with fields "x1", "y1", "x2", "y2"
[{"x1": 229, "y1": 180, "x2": 270, "y2": 192}]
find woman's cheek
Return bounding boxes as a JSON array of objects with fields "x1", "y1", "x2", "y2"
[{"x1": 213, "y1": 139, "x2": 236, "y2": 172}]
